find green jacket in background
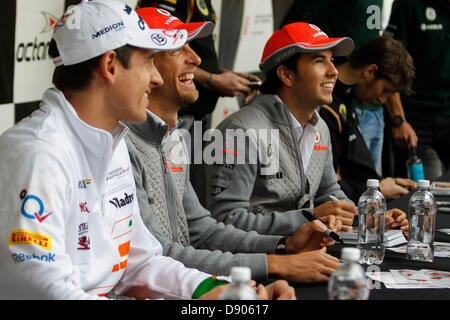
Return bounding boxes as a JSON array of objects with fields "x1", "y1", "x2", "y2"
[
  {"x1": 385, "y1": 0, "x2": 450, "y2": 119},
  {"x1": 281, "y1": 0, "x2": 384, "y2": 113},
  {"x1": 280, "y1": 0, "x2": 383, "y2": 51}
]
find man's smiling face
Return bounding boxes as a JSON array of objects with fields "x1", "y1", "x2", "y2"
[{"x1": 151, "y1": 43, "x2": 202, "y2": 109}]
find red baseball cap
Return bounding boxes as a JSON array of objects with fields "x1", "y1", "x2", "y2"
[
  {"x1": 137, "y1": 7, "x2": 214, "y2": 41},
  {"x1": 260, "y1": 22, "x2": 354, "y2": 74}
]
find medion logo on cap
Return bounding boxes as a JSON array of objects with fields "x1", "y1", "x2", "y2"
[
  {"x1": 51, "y1": 0, "x2": 188, "y2": 67},
  {"x1": 91, "y1": 21, "x2": 126, "y2": 39}
]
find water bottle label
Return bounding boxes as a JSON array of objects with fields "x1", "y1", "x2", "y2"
[{"x1": 408, "y1": 164, "x2": 425, "y2": 182}]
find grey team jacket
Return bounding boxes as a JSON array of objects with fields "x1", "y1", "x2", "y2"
[
  {"x1": 124, "y1": 111, "x2": 281, "y2": 281},
  {"x1": 200, "y1": 94, "x2": 349, "y2": 236}
]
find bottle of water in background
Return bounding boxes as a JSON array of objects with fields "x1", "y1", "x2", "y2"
[
  {"x1": 357, "y1": 179, "x2": 386, "y2": 265},
  {"x1": 328, "y1": 247, "x2": 370, "y2": 300},
  {"x1": 407, "y1": 147, "x2": 425, "y2": 182},
  {"x1": 407, "y1": 180, "x2": 437, "y2": 262},
  {"x1": 219, "y1": 267, "x2": 258, "y2": 300}
]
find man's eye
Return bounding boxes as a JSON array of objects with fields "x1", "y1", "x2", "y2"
[{"x1": 168, "y1": 49, "x2": 182, "y2": 56}]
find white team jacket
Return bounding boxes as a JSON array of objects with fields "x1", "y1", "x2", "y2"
[{"x1": 0, "y1": 88, "x2": 210, "y2": 299}]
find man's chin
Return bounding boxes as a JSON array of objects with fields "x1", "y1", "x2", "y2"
[
  {"x1": 178, "y1": 93, "x2": 199, "y2": 108},
  {"x1": 126, "y1": 111, "x2": 148, "y2": 124},
  {"x1": 320, "y1": 96, "x2": 333, "y2": 106}
]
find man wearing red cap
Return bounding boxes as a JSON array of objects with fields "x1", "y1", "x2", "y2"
[
  {"x1": 138, "y1": 0, "x2": 260, "y2": 121},
  {"x1": 199, "y1": 23, "x2": 358, "y2": 235},
  {"x1": 125, "y1": 7, "x2": 341, "y2": 288}
]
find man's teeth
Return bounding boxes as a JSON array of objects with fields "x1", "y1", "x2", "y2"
[
  {"x1": 321, "y1": 83, "x2": 334, "y2": 88},
  {"x1": 179, "y1": 73, "x2": 194, "y2": 81},
  {"x1": 145, "y1": 92, "x2": 149, "y2": 98}
]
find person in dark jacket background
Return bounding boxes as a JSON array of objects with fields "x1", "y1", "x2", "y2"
[{"x1": 319, "y1": 37, "x2": 417, "y2": 203}]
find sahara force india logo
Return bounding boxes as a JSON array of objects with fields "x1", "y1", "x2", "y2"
[{"x1": 20, "y1": 189, "x2": 53, "y2": 223}]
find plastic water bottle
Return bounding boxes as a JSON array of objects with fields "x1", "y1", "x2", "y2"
[
  {"x1": 357, "y1": 179, "x2": 386, "y2": 265},
  {"x1": 328, "y1": 248, "x2": 370, "y2": 300},
  {"x1": 407, "y1": 147, "x2": 425, "y2": 182},
  {"x1": 407, "y1": 179, "x2": 437, "y2": 262},
  {"x1": 219, "y1": 267, "x2": 258, "y2": 300}
]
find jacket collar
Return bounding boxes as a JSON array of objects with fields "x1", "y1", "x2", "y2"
[
  {"x1": 42, "y1": 88, "x2": 129, "y2": 194},
  {"x1": 43, "y1": 88, "x2": 128, "y2": 157},
  {"x1": 253, "y1": 94, "x2": 320, "y2": 127},
  {"x1": 125, "y1": 110, "x2": 182, "y2": 146}
]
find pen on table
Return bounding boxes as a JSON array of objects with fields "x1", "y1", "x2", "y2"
[
  {"x1": 328, "y1": 195, "x2": 339, "y2": 202},
  {"x1": 385, "y1": 220, "x2": 395, "y2": 228},
  {"x1": 301, "y1": 210, "x2": 344, "y2": 244}
]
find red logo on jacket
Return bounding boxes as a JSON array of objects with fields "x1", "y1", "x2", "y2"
[{"x1": 313, "y1": 132, "x2": 328, "y2": 151}]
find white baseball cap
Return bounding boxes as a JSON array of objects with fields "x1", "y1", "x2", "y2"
[{"x1": 52, "y1": 0, "x2": 188, "y2": 66}]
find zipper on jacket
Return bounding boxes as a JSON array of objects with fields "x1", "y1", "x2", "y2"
[
  {"x1": 282, "y1": 105, "x2": 307, "y2": 209},
  {"x1": 159, "y1": 146, "x2": 179, "y2": 243},
  {"x1": 161, "y1": 150, "x2": 169, "y2": 174},
  {"x1": 99, "y1": 137, "x2": 128, "y2": 281}
]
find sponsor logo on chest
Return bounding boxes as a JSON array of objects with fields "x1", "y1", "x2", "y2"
[{"x1": 109, "y1": 193, "x2": 134, "y2": 209}]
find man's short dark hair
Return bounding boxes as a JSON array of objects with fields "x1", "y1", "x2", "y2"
[
  {"x1": 48, "y1": 39, "x2": 137, "y2": 92},
  {"x1": 349, "y1": 36, "x2": 415, "y2": 94},
  {"x1": 260, "y1": 53, "x2": 302, "y2": 95}
]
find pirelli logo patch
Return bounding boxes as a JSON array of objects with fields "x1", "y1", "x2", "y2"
[{"x1": 9, "y1": 229, "x2": 52, "y2": 251}]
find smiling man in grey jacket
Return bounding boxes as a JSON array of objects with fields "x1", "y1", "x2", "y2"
[
  {"x1": 199, "y1": 23, "x2": 358, "y2": 234},
  {"x1": 124, "y1": 8, "x2": 342, "y2": 285}
]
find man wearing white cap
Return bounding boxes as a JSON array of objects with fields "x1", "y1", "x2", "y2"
[
  {"x1": 200, "y1": 23, "x2": 358, "y2": 236},
  {"x1": 125, "y1": 7, "x2": 341, "y2": 287},
  {"x1": 0, "y1": 0, "x2": 231, "y2": 300}
]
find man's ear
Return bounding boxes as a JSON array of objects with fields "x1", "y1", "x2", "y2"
[
  {"x1": 362, "y1": 63, "x2": 379, "y2": 81},
  {"x1": 98, "y1": 50, "x2": 118, "y2": 84},
  {"x1": 276, "y1": 64, "x2": 295, "y2": 87}
]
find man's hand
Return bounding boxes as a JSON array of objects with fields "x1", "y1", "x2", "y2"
[
  {"x1": 394, "y1": 177, "x2": 417, "y2": 190},
  {"x1": 198, "y1": 67, "x2": 262, "y2": 102},
  {"x1": 236, "y1": 72, "x2": 262, "y2": 104},
  {"x1": 199, "y1": 280, "x2": 296, "y2": 300},
  {"x1": 380, "y1": 177, "x2": 411, "y2": 200},
  {"x1": 386, "y1": 92, "x2": 418, "y2": 149},
  {"x1": 267, "y1": 247, "x2": 341, "y2": 283},
  {"x1": 198, "y1": 284, "x2": 231, "y2": 300},
  {"x1": 257, "y1": 280, "x2": 296, "y2": 300},
  {"x1": 209, "y1": 71, "x2": 252, "y2": 97},
  {"x1": 286, "y1": 215, "x2": 342, "y2": 253},
  {"x1": 313, "y1": 200, "x2": 356, "y2": 232},
  {"x1": 385, "y1": 208, "x2": 409, "y2": 237},
  {"x1": 393, "y1": 121, "x2": 418, "y2": 149}
]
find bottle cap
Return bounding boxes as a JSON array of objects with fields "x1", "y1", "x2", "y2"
[
  {"x1": 230, "y1": 267, "x2": 252, "y2": 282},
  {"x1": 367, "y1": 179, "x2": 379, "y2": 188},
  {"x1": 341, "y1": 247, "x2": 360, "y2": 261},
  {"x1": 417, "y1": 180, "x2": 430, "y2": 188}
]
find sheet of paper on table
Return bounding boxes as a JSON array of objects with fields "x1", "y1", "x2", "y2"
[
  {"x1": 340, "y1": 229, "x2": 407, "y2": 247},
  {"x1": 431, "y1": 181, "x2": 450, "y2": 196},
  {"x1": 387, "y1": 242, "x2": 450, "y2": 258},
  {"x1": 366, "y1": 269, "x2": 450, "y2": 289}
]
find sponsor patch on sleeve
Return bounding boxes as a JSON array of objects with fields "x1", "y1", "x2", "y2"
[{"x1": 9, "y1": 229, "x2": 52, "y2": 251}]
